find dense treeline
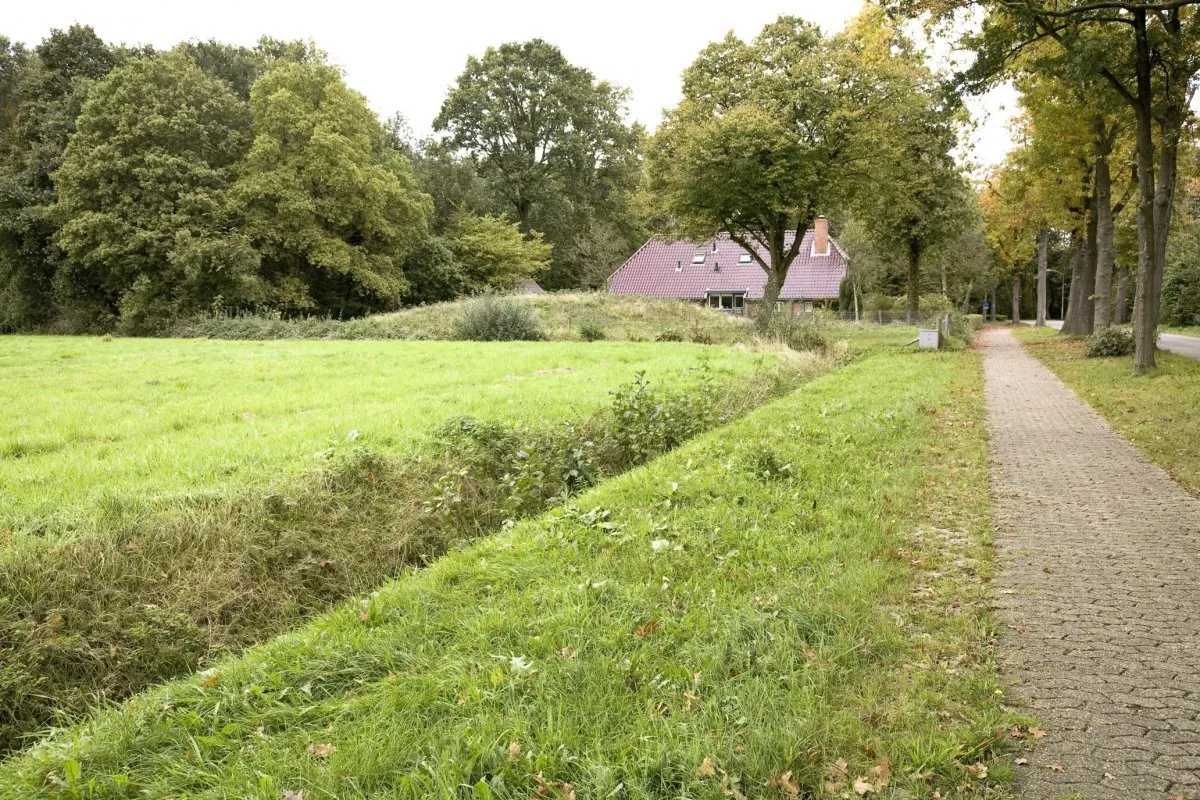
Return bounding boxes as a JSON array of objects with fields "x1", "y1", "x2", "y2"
[
  {"x1": 885, "y1": 0, "x2": 1200, "y2": 371},
  {"x1": 0, "y1": 28, "x2": 642, "y2": 333}
]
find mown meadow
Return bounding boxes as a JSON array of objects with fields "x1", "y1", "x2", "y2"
[
  {"x1": 0, "y1": 336, "x2": 766, "y2": 531},
  {"x1": 0, "y1": 343, "x2": 1016, "y2": 798}
]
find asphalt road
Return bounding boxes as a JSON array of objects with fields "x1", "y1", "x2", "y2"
[{"x1": 1022, "y1": 318, "x2": 1200, "y2": 362}]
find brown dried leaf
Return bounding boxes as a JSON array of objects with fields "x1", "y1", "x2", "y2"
[
  {"x1": 719, "y1": 772, "x2": 747, "y2": 800},
  {"x1": 307, "y1": 743, "x2": 336, "y2": 758},
  {"x1": 1014, "y1": 757, "x2": 1029, "y2": 766},
  {"x1": 635, "y1": 620, "x2": 660, "y2": 637},
  {"x1": 1028, "y1": 727, "x2": 1046, "y2": 740},
  {"x1": 766, "y1": 770, "x2": 800, "y2": 797},
  {"x1": 1048, "y1": 764, "x2": 1064, "y2": 773},
  {"x1": 853, "y1": 776, "x2": 875, "y2": 795},
  {"x1": 870, "y1": 757, "x2": 890, "y2": 787},
  {"x1": 557, "y1": 645, "x2": 576, "y2": 659},
  {"x1": 829, "y1": 758, "x2": 850, "y2": 778},
  {"x1": 508, "y1": 741, "x2": 521, "y2": 762},
  {"x1": 200, "y1": 673, "x2": 219, "y2": 688},
  {"x1": 282, "y1": 791, "x2": 304, "y2": 800},
  {"x1": 967, "y1": 762, "x2": 988, "y2": 780},
  {"x1": 697, "y1": 757, "x2": 716, "y2": 777}
]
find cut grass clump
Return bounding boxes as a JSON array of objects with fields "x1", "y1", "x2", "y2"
[
  {"x1": 1016, "y1": 326, "x2": 1200, "y2": 495},
  {"x1": 0, "y1": 350, "x2": 1014, "y2": 798},
  {"x1": 0, "y1": 358, "x2": 818, "y2": 754}
]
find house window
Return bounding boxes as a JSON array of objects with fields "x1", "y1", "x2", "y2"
[
  {"x1": 692, "y1": 252, "x2": 706, "y2": 264},
  {"x1": 706, "y1": 292, "x2": 746, "y2": 315},
  {"x1": 804, "y1": 300, "x2": 814, "y2": 313},
  {"x1": 739, "y1": 253, "x2": 752, "y2": 264}
]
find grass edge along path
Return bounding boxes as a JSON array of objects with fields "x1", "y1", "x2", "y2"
[
  {"x1": 1014, "y1": 326, "x2": 1200, "y2": 496},
  {"x1": 1, "y1": 351, "x2": 1015, "y2": 799}
]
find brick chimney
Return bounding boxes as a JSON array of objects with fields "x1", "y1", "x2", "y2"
[{"x1": 813, "y1": 216, "x2": 830, "y2": 256}]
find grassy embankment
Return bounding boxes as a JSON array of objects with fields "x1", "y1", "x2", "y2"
[
  {"x1": 166, "y1": 292, "x2": 935, "y2": 351},
  {"x1": 0, "y1": 336, "x2": 825, "y2": 754},
  {"x1": 170, "y1": 294, "x2": 757, "y2": 344},
  {"x1": 1161, "y1": 325, "x2": 1200, "y2": 337},
  {"x1": 1, "y1": 347, "x2": 1015, "y2": 799},
  {"x1": 1015, "y1": 326, "x2": 1200, "y2": 495}
]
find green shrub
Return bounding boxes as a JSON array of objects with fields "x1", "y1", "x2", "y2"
[
  {"x1": 654, "y1": 329, "x2": 684, "y2": 342},
  {"x1": 576, "y1": 318, "x2": 606, "y2": 341},
  {"x1": 765, "y1": 313, "x2": 827, "y2": 352},
  {"x1": 454, "y1": 295, "x2": 543, "y2": 341},
  {"x1": 1084, "y1": 326, "x2": 1135, "y2": 357}
]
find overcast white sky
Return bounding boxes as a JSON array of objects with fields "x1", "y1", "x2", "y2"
[{"x1": 9, "y1": 0, "x2": 1019, "y2": 168}]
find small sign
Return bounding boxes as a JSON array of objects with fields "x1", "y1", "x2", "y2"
[{"x1": 983, "y1": 300, "x2": 990, "y2": 312}]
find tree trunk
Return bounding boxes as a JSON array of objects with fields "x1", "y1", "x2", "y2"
[
  {"x1": 906, "y1": 239, "x2": 920, "y2": 324},
  {"x1": 1036, "y1": 230, "x2": 1049, "y2": 327},
  {"x1": 1131, "y1": 9, "x2": 1158, "y2": 372},
  {"x1": 1115, "y1": 267, "x2": 1130, "y2": 324},
  {"x1": 1062, "y1": 233, "x2": 1087, "y2": 335},
  {"x1": 1011, "y1": 272, "x2": 1021, "y2": 325},
  {"x1": 989, "y1": 288, "x2": 997, "y2": 322},
  {"x1": 1093, "y1": 120, "x2": 1117, "y2": 330},
  {"x1": 757, "y1": 231, "x2": 786, "y2": 333}
]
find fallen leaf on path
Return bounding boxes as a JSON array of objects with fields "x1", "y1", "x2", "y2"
[
  {"x1": 1029, "y1": 727, "x2": 1046, "y2": 740},
  {"x1": 1014, "y1": 758, "x2": 1029, "y2": 766},
  {"x1": 1048, "y1": 764, "x2": 1064, "y2": 773}
]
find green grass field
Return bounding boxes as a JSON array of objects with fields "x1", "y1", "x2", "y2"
[
  {"x1": 0, "y1": 337, "x2": 766, "y2": 532},
  {"x1": 0, "y1": 347, "x2": 1014, "y2": 798},
  {"x1": 1015, "y1": 326, "x2": 1200, "y2": 496}
]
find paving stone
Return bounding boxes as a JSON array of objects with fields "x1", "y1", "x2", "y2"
[{"x1": 983, "y1": 328, "x2": 1200, "y2": 799}]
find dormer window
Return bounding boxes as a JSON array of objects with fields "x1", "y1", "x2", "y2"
[
  {"x1": 675, "y1": 260, "x2": 682, "y2": 272},
  {"x1": 692, "y1": 252, "x2": 706, "y2": 264},
  {"x1": 739, "y1": 254, "x2": 752, "y2": 264}
]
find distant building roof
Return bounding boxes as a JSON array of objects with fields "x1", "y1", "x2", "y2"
[
  {"x1": 608, "y1": 229, "x2": 848, "y2": 301},
  {"x1": 515, "y1": 280, "x2": 544, "y2": 295}
]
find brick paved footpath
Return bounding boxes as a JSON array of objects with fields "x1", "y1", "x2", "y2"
[{"x1": 983, "y1": 327, "x2": 1200, "y2": 799}]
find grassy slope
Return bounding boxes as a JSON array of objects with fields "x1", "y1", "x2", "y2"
[
  {"x1": 1162, "y1": 325, "x2": 1200, "y2": 337},
  {"x1": 1015, "y1": 326, "x2": 1200, "y2": 495},
  {"x1": 378, "y1": 293, "x2": 756, "y2": 343},
  {"x1": 1, "y1": 350, "x2": 1012, "y2": 799},
  {"x1": 0, "y1": 337, "x2": 763, "y2": 531}
]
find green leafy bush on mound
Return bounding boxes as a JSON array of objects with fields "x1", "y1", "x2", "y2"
[
  {"x1": 454, "y1": 295, "x2": 544, "y2": 341},
  {"x1": 1084, "y1": 326, "x2": 1135, "y2": 358},
  {"x1": 766, "y1": 313, "x2": 827, "y2": 352},
  {"x1": 576, "y1": 318, "x2": 606, "y2": 341}
]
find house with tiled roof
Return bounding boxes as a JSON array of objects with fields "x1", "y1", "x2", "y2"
[{"x1": 608, "y1": 217, "x2": 848, "y2": 317}]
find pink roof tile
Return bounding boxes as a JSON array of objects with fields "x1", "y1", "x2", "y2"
[{"x1": 608, "y1": 230, "x2": 848, "y2": 301}]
